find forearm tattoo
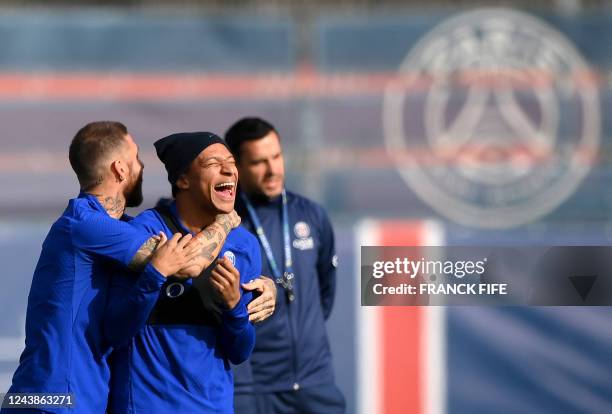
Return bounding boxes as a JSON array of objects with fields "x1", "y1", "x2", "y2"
[
  {"x1": 194, "y1": 221, "x2": 229, "y2": 263},
  {"x1": 200, "y1": 227, "x2": 216, "y2": 241},
  {"x1": 128, "y1": 236, "x2": 159, "y2": 271},
  {"x1": 200, "y1": 242, "x2": 219, "y2": 261},
  {"x1": 219, "y1": 219, "x2": 232, "y2": 235}
]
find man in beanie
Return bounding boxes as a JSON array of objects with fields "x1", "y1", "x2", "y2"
[
  {"x1": 2, "y1": 122, "x2": 235, "y2": 414},
  {"x1": 225, "y1": 118, "x2": 345, "y2": 414},
  {"x1": 107, "y1": 132, "x2": 262, "y2": 414}
]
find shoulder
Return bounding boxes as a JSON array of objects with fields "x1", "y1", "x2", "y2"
[
  {"x1": 286, "y1": 190, "x2": 330, "y2": 221},
  {"x1": 225, "y1": 226, "x2": 261, "y2": 274},
  {"x1": 69, "y1": 200, "x2": 153, "y2": 251},
  {"x1": 227, "y1": 225, "x2": 259, "y2": 250},
  {"x1": 69, "y1": 199, "x2": 112, "y2": 231},
  {"x1": 132, "y1": 208, "x2": 161, "y2": 223},
  {"x1": 131, "y1": 208, "x2": 166, "y2": 232},
  {"x1": 69, "y1": 196, "x2": 98, "y2": 220}
]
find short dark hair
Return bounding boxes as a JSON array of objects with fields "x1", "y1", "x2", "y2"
[
  {"x1": 224, "y1": 117, "x2": 277, "y2": 161},
  {"x1": 69, "y1": 121, "x2": 129, "y2": 190}
]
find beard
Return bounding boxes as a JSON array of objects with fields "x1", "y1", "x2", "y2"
[{"x1": 125, "y1": 168, "x2": 144, "y2": 208}]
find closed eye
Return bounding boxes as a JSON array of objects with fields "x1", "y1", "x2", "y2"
[{"x1": 204, "y1": 160, "x2": 236, "y2": 169}]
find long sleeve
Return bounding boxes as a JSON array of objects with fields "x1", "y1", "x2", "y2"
[
  {"x1": 103, "y1": 262, "x2": 165, "y2": 349},
  {"x1": 72, "y1": 214, "x2": 151, "y2": 267},
  {"x1": 217, "y1": 241, "x2": 261, "y2": 364},
  {"x1": 218, "y1": 298, "x2": 255, "y2": 365},
  {"x1": 316, "y1": 208, "x2": 337, "y2": 320}
]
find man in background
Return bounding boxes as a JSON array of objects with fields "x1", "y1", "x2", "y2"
[{"x1": 225, "y1": 118, "x2": 345, "y2": 413}]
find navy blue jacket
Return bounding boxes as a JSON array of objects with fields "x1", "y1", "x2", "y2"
[{"x1": 234, "y1": 190, "x2": 337, "y2": 393}]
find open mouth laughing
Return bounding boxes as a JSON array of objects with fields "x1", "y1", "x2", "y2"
[{"x1": 213, "y1": 181, "x2": 236, "y2": 201}]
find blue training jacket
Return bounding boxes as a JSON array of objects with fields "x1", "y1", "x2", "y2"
[
  {"x1": 2, "y1": 193, "x2": 165, "y2": 414},
  {"x1": 233, "y1": 190, "x2": 337, "y2": 393},
  {"x1": 107, "y1": 202, "x2": 260, "y2": 414}
]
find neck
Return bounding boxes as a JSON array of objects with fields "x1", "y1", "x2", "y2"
[
  {"x1": 244, "y1": 188, "x2": 283, "y2": 205},
  {"x1": 88, "y1": 188, "x2": 126, "y2": 219},
  {"x1": 176, "y1": 197, "x2": 216, "y2": 234}
]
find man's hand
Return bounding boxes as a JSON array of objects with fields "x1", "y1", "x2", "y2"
[
  {"x1": 150, "y1": 232, "x2": 200, "y2": 278},
  {"x1": 210, "y1": 257, "x2": 241, "y2": 310},
  {"x1": 243, "y1": 276, "x2": 277, "y2": 323}
]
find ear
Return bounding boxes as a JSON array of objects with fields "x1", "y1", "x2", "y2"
[
  {"x1": 110, "y1": 159, "x2": 128, "y2": 183},
  {"x1": 176, "y1": 174, "x2": 190, "y2": 191}
]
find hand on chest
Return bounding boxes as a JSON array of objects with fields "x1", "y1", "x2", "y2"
[{"x1": 219, "y1": 245, "x2": 251, "y2": 282}]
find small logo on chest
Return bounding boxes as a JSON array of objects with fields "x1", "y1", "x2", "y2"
[
  {"x1": 165, "y1": 282, "x2": 186, "y2": 298},
  {"x1": 293, "y1": 221, "x2": 314, "y2": 250},
  {"x1": 223, "y1": 250, "x2": 236, "y2": 265}
]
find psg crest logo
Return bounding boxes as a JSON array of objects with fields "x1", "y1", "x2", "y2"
[
  {"x1": 383, "y1": 8, "x2": 600, "y2": 228},
  {"x1": 223, "y1": 250, "x2": 236, "y2": 265},
  {"x1": 294, "y1": 221, "x2": 311, "y2": 239},
  {"x1": 293, "y1": 221, "x2": 314, "y2": 250}
]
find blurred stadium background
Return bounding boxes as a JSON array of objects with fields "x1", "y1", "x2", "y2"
[{"x1": 1, "y1": 0, "x2": 612, "y2": 413}]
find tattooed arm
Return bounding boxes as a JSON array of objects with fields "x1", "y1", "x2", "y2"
[
  {"x1": 127, "y1": 236, "x2": 160, "y2": 271},
  {"x1": 127, "y1": 210, "x2": 241, "y2": 274},
  {"x1": 175, "y1": 211, "x2": 241, "y2": 277}
]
